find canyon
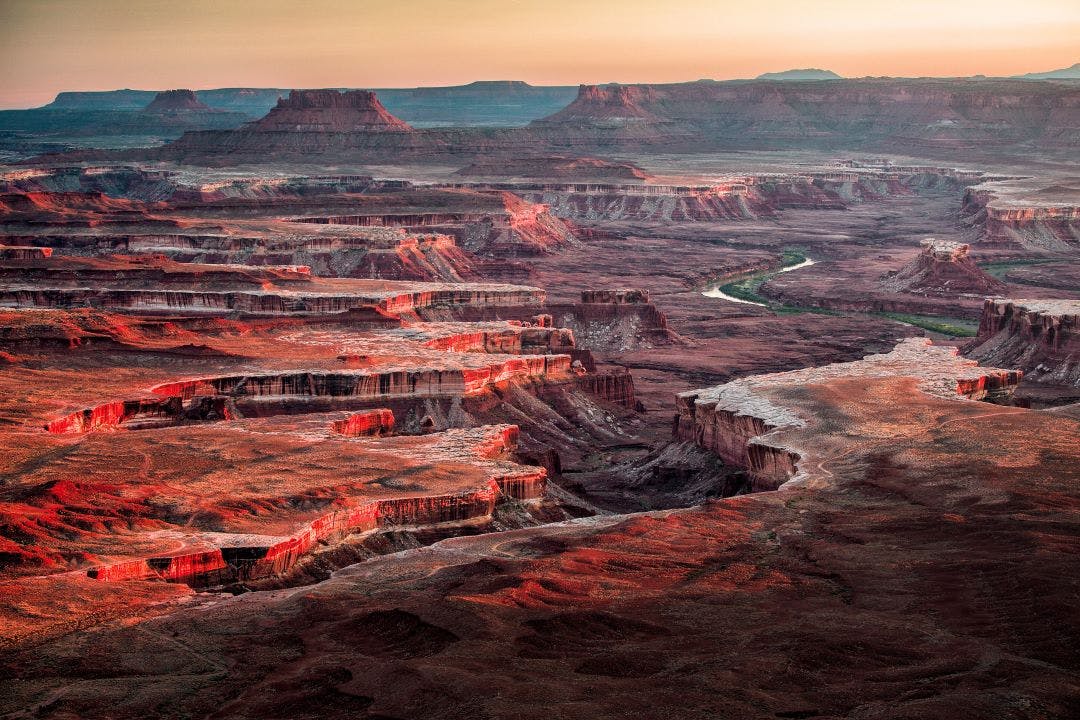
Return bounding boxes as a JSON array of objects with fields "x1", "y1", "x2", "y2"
[{"x1": 0, "y1": 72, "x2": 1078, "y2": 720}]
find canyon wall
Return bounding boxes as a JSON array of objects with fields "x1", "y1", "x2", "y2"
[
  {"x1": 675, "y1": 339, "x2": 1023, "y2": 490},
  {"x1": 965, "y1": 299, "x2": 1080, "y2": 385},
  {"x1": 961, "y1": 189, "x2": 1080, "y2": 251}
]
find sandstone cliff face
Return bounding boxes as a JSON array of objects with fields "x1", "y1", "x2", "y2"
[
  {"x1": 539, "y1": 85, "x2": 661, "y2": 123},
  {"x1": 330, "y1": 408, "x2": 395, "y2": 437},
  {"x1": 550, "y1": 289, "x2": 673, "y2": 351},
  {"x1": 962, "y1": 188, "x2": 1080, "y2": 251},
  {"x1": 676, "y1": 339, "x2": 1021, "y2": 490},
  {"x1": 965, "y1": 299, "x2": 1080, "y2": 385},
  {"x1": 575, "y1": 368, "x2": 637, "y2": 409},
  {"x1": 292, "y1": 191, "x2": 576, "y2": 258},
  {"x1": 450, "y1": 170, "x2": 961, "y2": 224}
]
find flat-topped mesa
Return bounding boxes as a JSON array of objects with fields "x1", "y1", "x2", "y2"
[
  {"x1": 880, "y1": 238, "x2": 1006, "y2": 296},
  {"x1": 524, "y1": 78, "x2": 1080, "y2": 155},
  {"x1": 536, "y1": 84, "x2": 660, "y2": 123},
  {"x1": 292, "y1": 190, "x2": 576, "y2": 258},
  {"x1": 965, "y1": 299, "x2": 1080, "y2": 386},
  {"x1": 251, "y1": 90, "x2": 413, "y2": 133},
  {"x1": 142, "y1": 89, "x2": 212, "y2": 113},
  {"x1": 75, "y1": 425, "x2": 547, "y2": 586},
  {"x1": 676, "y1": 338, "x2": 1022, "y2": 491},
  {"x1": 961, "y1": 188, "x2": 1080, "y2": 251},
  {"x1": 448, "y1": 169, "x2": 949, "y2": 223}
]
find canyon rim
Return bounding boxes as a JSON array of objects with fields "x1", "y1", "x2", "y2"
[{"x1": 1, "y1": 1, "x2": 1079, "y2": 718}]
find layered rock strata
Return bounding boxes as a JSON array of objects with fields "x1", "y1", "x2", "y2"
[
  {"x1": 965, "y1": 299, "x2": 1080, "y2": 385},
  {"x1": 675, "y1": 339, "x2": 1021, "y2": 490}
]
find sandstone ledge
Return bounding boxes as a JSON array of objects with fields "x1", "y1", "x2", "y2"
[{"x1": 676, "y1": 338, "x2": 1021, "y2": 489}]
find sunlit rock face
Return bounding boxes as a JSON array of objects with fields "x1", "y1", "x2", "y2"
[{"x1": 965, "y1": 299, "x2": 1080, "y2": 386}]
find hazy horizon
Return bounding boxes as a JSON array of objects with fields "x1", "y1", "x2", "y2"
[{"x1": 2, "y1": 0, "x2": 1078, "y2": 110}]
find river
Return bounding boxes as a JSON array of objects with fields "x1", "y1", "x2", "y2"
[{"x1": 702, "y1": 257, "x2": 816, "y2": 306}]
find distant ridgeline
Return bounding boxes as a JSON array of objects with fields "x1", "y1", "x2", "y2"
[
  {"x1": 4, "y1": 70, "x2": 1078, "y2": 160},
  {"x1": 33, "y1": 82, "x2": 580, "y2": 126}
]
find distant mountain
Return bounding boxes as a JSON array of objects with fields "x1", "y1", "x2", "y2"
[
  {"x1": 1014, "y1": 63, "x2": 1080, "y2": 80},
  {"x1": 756, "y1": 69, "x2": 841, "y2": 81}
]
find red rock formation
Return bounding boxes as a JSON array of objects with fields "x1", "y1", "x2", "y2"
[
  {"x1": 0, "y1": 254, "x2": 545, "y2": 317},
  {"x1": 330, "y1": 408, "x2": 395, "y2": 437},
  {"x1": 676, "y1": 339, "x2": 1021, "y2": 490},
  {"x1": 421, "y1": 323, "x2": 575, "y2": 355},
  {"x1": 45, "y1": 396, "x2": 183, "y2": 433},
  {"x1": 965, "y1": 298, "x2": 1080, "y2": 385},
  {"x1": 879, "y1": 239, "x2": 1006, "y2": 296},
  {"x1": 447, "y1": 169, "x2": 956, "y2": 223},
  {"x1": 251, "y1": 90, "x2": 413, "y2": 133},
  {"x1": 540, "y1": 84, "x2": 660, "y2": 123},
  {"x1": 291, "y1": 190, "x2": 576, "y2": 257},
  {"x1": 962, "y1": 188, "x2": 1080, "y2": 251},
  {"x1": 0, "y1": 246, "x2": 51, "y2": 260},
  {"x1": 575, "y1": 368, "x2": 637, "y2": 409}
]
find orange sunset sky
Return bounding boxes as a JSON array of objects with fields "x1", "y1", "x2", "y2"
[{"x1": 1, "y1": 0, "x2": 1078, "y2": 108}]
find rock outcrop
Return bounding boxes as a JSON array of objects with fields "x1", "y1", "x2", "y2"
[
  {"x1": 575, "y1": 368, "x2": 637, "y2": 409},
  {"x1": 250, "y1": 90, "x2": 413, "y2": 133},
  {"x1": 676, "y1": 338, "x2": 1021, "y2": 490},
  {"x1": 965, "y1": 299, "x2": 1080, "y2": 385},
  {"x1": 880, "y1": 239, "x2": 1006, "y2": 296},
  {"x1": 448, "y1": 169, "x2": 968, "y2": 223},
  {"x1": 0, "y1": 254, "x2": 544, "y2": 317}
]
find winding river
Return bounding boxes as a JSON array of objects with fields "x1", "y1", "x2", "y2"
[{"x1": 702, "y1": 257, "x2": 816, "y2": 306}]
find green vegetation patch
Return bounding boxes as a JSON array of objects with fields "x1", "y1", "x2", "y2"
[
  {"x1": 977, "y1": 258, "x2": 1056, "y2": 280},
  {"x1": 714, "y1": 249, "x2": 809, "y2": 305},
  {"x1": 877, "y1": 312, "x2": 978, "y2": 337}
]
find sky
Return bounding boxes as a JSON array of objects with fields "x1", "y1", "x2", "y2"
[{"x1": 1, "y1": 0, "x2": 1078, "y2": 108}]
